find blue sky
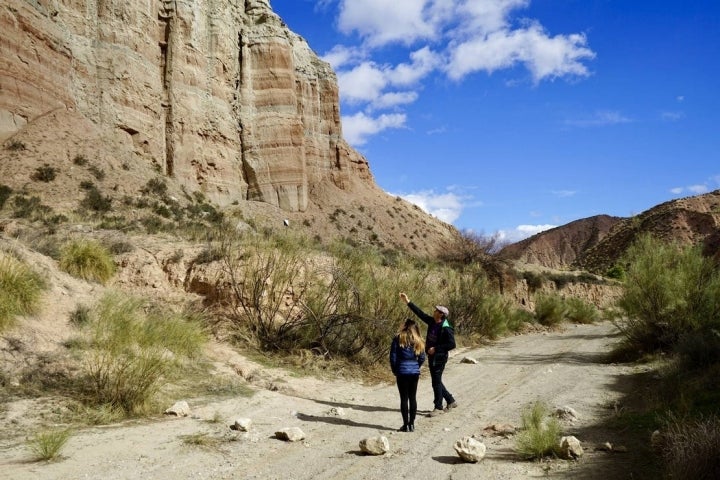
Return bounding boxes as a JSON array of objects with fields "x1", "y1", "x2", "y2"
[{"x1": 271, "y1": 0, "x2": 720, "y2": 242}]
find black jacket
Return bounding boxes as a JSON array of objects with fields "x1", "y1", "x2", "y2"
[{"x1": 406, "y1": 302, "x2": 456, "y2": 355}]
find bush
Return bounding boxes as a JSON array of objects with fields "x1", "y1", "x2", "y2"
[
  {"x1": 0, "y1": 184, "x2": 11, "y2": 209},
  {"x1": 676, "y1": 330, "x2": 720, "y2": 370},
  {"x1": 79, "y1": 187, "x2": 112, "y2": 213},
  {"x1": 0, "y1": 253, "x2": 46, "y2": 333},
  {"x1": 534, "y1": 293, "x2": 567, "y2": 326},
  {"x1": 6, "y1": 139, "x2": 26, "y2": 151},
  {"x1": 515, "y1": 400, "x2": 562, "y2": 459},
  {"x1": 27, "y1": 428, "x2": 71, "y2": 461},
  {"x1": 565, "y1": 297, "x2": 599, "y2": 324},
  {"x1": 662, "y1": 414, "x2": 720, "y2": 480},
  {"x1": 80, "y1": 292, "x2": 206, "y2": 413},
  {"x1": 31, "y1": 164, "x2": 57, "y2": 182},
  {"x1": 59, "y1": 239, "x2": 116, "y2": 284},
  {"x1": 615, "y1": 235, "x2": 720, "y2": 353},
  {"x1": 12, "y1": 195, "x2": 53, "y2": 221},
  {"x1": 449, "y1": 271, "x2": 525, "y2": 339}
]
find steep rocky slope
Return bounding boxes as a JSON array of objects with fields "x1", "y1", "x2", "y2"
[
  {"x1": 500, "y1": 215, "x2": 623, "y2": 269},
  {"x1": 501, "y1": 190, "x2": 720, "y2": 274},
  {"x1": 0, "y1": 0, "x2": 457, "y2": 256}
]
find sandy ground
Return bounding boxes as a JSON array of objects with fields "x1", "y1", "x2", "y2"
[{"x1": 1, "y1": 321, "x2": 652, "y2": 480}]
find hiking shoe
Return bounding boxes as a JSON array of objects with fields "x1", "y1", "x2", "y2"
[
  {"x1": 429, "y1": 408, "x2": 444, "y2": 417},
  {"x1": 398, "y1": 424, "x2": 409, "y2": 432},
  {"x1": 446, "y1": 401, "x2": 458, "y2": 410}
]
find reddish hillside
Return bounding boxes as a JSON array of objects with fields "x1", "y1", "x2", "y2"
[
  {"x1": 499, "y1": 215, "x2": 623, "y2": 269},
  {"x1": 501, "y1": 190, "x2": 720, "y2": 274}
]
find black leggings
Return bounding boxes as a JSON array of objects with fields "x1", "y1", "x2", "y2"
[{"x1": 396, "y1": 374, "x2": 420, "y2": 426}]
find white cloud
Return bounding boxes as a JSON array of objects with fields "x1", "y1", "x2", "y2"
[
  {"x1": 337, "y1": 0, "x2": 440, "y2": 47},
  {"x1": 551, "y1": 190, "x2": 577, "y2": 198},
  {"x1": 373, "y1": 91, "x2": 419, "y2": 109},
  {"x1": 321, "y1": 45, "x2": 367, "y2": 69},
  {"x1": 670, "y1": 180, "x2": 717, "y2": 196},
  {"x1": 688, "y1": 184, "x2": 709, "y2": 194},
  {"x1": 394, "y1": 189, "x2": 466, "y2": 223},
  {"x1": 337, "y1": 62, "x2": 388, "y2": 103},
  {"x1": 328, "y1": 0, "x2": 595, "y2": 144},
  {"x1": 565, "y1": 110, "x2": 632, "y2": 127},
  {"x1": 342, "y1": 112, "x2": 407, "y2": 145},
  {"x1": 446, "y1": 23, "x2": 594, "y2": 82},
  {"x1": 661, "y1": 111, "x2": 684, "y2": 121},
  {"x1": 497, "y1": 223, "x2": 557, "y2": 243}
]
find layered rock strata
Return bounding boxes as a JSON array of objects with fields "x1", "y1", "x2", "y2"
[{"x1": 0, "y1": 0, "x2": 372, "y2": 211}]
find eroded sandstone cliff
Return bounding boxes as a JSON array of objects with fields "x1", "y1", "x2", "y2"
[{"x1": 0, "y1": 0, "x2": 371, "y2": 211}]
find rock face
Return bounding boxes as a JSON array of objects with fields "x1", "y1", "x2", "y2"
[{"x1": 0, "y1": 0, "x2": 371, "y2": 211}]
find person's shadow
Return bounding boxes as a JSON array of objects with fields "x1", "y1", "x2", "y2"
[
  {"x1": 300, "y1": 397, "x2": 396, "y2": 413},
  {"x1": 296, "y1": 412, "x2": 395, "y2": 431}
]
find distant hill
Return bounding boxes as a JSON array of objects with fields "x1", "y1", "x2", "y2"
[{"x1": 500, "y1": 190, "x2": 720, "y2": 274}]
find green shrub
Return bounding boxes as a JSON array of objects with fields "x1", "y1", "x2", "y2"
[
  {"x1": 31, "y1": 164, "x2": 57, "y2": 182},
  {"x1": 6, "y1": 139, "x2": 26, "y2": 151},
  {"x1": 0, "y1": 184, "x2": 12, "y2": 209},
  {"x1": 523, "y1": 271, "x2": 544, "y2": 292},
  {"x1": 534, "y1": 292, "x2": 567, "y2": 326},
  {"x1": 515, "y1": 400, "x2": 562, "y2": 459},
  {"x1": 12, "y1": 195, "x2": 53, "y2": 220},
  {"x1": 449, "y1": 271, "x2": 524, "y2": 339},
  {"x1": 0, "y1": 253, "x2": 46, "y2": 332},
  {"x1": 565, "y1": 297, "x2": 599, "y2": 324},
  {"x1": 79, "y1": 187, "x2": 112, "y2": 213},
  {"x1": 87, "y1": 165, "x2": 105, "y2": 181},
  {"x1": 80, "y1": 292, "x2": 206, "y2": 413},
  {"x1": 73, "y1": 154, "x2": 88, "y2": 166},
  {"x1": 59, "y1": 239, "x2": 116, "y2": 284},
  {"x1": 27, "y1": 428, "x2": 71, "y2": 461},
  {"x1": 661, "y1": 414, "x2": 720, "y2": 480},
  {"x1": 676, "y1": 330, "x2": 720, "y2": 370},
  {"x1": 606, "y1": 264, "x2": 626, "y2": 280},
  {"x1": 69, "y1": 304, "x2": 91, "y2": 327},
  {"x1": 615, "y1": 235, "x2": 720, "y2": 353}
]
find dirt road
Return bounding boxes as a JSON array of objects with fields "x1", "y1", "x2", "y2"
[{"x1": 1, "y1": 321, "x2": 650, "y2": 480}]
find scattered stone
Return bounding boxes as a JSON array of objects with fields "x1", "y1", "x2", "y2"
[
  {"x1": 164, "y1": 401, "x2": 190, "y2": 417},
  {"x1": 554, "y1": 406, "x2": 579, "y2": 421},
  {"x1": 326, "y1": 407, "x2": 345, "y2": 416},
  {"x1": 453, "y1": 436, "x2": 486, "y2": 463},
  {"x1": 483, "y1": 423, "x2": 516, "y2": 437},
  {"x1": 596, "y1": 442, "x2": 613, "y2": 452},
  {"x1": 275, "y1": 427, "x2": 306, "y2": 442},
  {"x1": 650, "y1": 430, "x2": 663, "y2": 449},
  {"x1": 359, "y1": 436, "x2": 389, "y2": 455},
  {"x1": 461, "y1": 357, "x2": 478, "y2": 364},
  {"x1": 558, "y1": 436, "x2": 584, "y2": 459},
  {"x1": 230, "y1": 418, "x2": 252, "y2": 432}
]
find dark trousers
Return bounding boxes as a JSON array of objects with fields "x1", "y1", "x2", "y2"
[
  {"x1": 429, "y1": 355, "x2": 455, "y2": 410},
  {"x1": 396, "y1": 374, "x2": 420, "y2": 426}
]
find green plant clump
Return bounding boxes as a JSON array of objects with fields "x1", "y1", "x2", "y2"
[
  {"x1": 58, "y1": 239, "x2": 116, "y2": 284},
  {"x1": 0, "y1": 253, "x2": 46, "y2": 333},
  {"x1": 534, "y1": 292, "x2": 567, "y2": 327},
  {"x1": 615, "y1": 234, "x2": 720, "y2": 353},
  {"x1": 515, "y1": 400, "x2": 562, "y2": 459},
  {"x1": 27, "y1": 429, "x2": 72, "y2": 461},
  {"x1": 79, "y1": 292, "x2": 206, "y2": 414}
]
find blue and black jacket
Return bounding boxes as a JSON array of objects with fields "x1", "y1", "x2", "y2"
[{"x1": 389, "y1": 336, "x2": 426, "y2": 376}]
